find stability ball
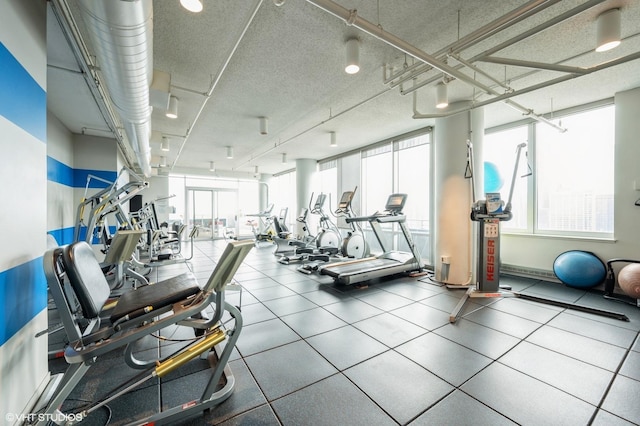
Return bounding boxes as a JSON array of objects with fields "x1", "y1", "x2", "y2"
[
  {"x1": 618, "y1": 263, "x2": 640, "y2": 299},
  {"x1": 553, "y1": 251, "x2": 606, "y2": 288},
  {"x1": 484, "y1": 162, "x2": 504, "y2": 193}
]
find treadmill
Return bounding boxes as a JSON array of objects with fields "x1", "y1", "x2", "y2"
[{"x1": 320, "y1": 193, "x2": 423, "y2": 285}]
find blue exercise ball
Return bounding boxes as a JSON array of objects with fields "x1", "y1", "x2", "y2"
[
  {"x1": 484, "y1": 162, "x2": 504, "y2": 193},
  {"x1": 553, "y1": 251, "x2": 606, "y2": 288}
]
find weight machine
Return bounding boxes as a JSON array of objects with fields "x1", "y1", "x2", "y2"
[
  {"x1": 245, "y1": 203, "x2": 275, "y2": 243},
  {"x1": 449, "y1": 142, "x2": 628, "y2": 323},
  {"x1": 73, "y1": 167, "x2": 148, "y2": 245},
  {"x1": 34, "y1": 239, "x2": 253, "y2": 425},
  {"x1": 131, "y1": 196, "x2": 192, "y2": 263}
]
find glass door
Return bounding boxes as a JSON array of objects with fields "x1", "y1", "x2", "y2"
[
  {"x1": 187, "y1": 189, "x2": 213, "y2": 240},
  {"x1": 186, "y1": 188, "x2": 238, "y2": 240}
]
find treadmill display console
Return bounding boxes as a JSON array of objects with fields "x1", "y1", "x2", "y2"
[{"x1": 385, "y1": 193, "x2": 407, "y2": 214}]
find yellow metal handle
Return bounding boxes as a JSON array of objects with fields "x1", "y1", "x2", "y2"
[{"x1": 154, "y1": 329, "x2": 226, "y2": 378}]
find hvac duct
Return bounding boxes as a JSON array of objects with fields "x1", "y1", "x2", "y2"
[{"x1": 78, "y1": 0, "x2": 154, "y2": 177}]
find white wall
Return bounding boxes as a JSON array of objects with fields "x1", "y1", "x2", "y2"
[
  {"x1": 47, "y1": 111, "x2": 75, "y2": 244},
  {"x1": 0, "y1": 0, "x2": 49, "y2": 422},
  {"x1": 502, "y1": 87, "x2": 640, "y2": 275},
  {"x1": 145, "y1": 176, "x2": 170, "y2": 224}
]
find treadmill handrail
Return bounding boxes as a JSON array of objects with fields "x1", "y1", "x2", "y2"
[{"x1": 346, "y1": 213, "x2": 406, "y2": 223}]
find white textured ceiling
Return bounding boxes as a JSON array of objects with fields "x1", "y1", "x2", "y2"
[{"x1": 47, "y1": 0, "x2": 640, "y2": 177}]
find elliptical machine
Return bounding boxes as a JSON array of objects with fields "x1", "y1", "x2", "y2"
[
  {"x1": 278, "y1": 193, "x2": 339, "y2": 265},
  {"x1": 334, "y1": 187, "x2": 368, "y2": 259},
  {"x1": 313, "y1": 193, "x2": 342, "y2": 253}
]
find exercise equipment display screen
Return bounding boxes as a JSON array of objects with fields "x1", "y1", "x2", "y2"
[
  {"x1": 385, "y1": 194, "x2": 407, "y2": 212},
  {"x1": 338, "y1": 191, "x2": 354, "y2": 209}
]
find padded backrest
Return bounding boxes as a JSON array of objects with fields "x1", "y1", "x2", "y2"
[
  {"x1": 202, "y1": 240, "x2": 254, "y2": 293},
  {"x1": 103, "y1": 229, "x2": 144, "y2": 265},
  {"x1": 62, "y1": 241, "x2": 111, "y2": 319},
  {"x1": 44, "y1": 247, "x2": 83, "y2": 342}
]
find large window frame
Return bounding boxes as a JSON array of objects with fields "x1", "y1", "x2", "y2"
[
  {"x1": 271, "y1": 170, "x2": 297, "y2": 231},
  {"x1": 359, "y1": 128, "x2": 432, "y2": 262},
  {"x1": 484, "y1": 101, "x2": 615, "y2": 239}
]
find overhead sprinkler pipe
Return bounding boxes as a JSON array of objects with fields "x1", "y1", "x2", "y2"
[{"x1": 305, "y1": 0, "x2": 560, "y2": 128}]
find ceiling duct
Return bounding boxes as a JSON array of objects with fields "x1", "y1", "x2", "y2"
[{"x1": 78, "y1": 0, "x2": 153, "y2": 177}]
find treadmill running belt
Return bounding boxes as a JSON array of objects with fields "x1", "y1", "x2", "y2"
[{"x1": 322, "y1": 258, "x2": 397, "y2": 277}]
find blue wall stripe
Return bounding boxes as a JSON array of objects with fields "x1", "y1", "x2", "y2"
[
  {"x1": 0, "y1": 42, "x2": 46, "y2": 142},
  {"x1": 47, "y1": 156, "x2": 74, "y2": 187},
  {"x1": 46, "y1": 156, "x2": 117, "y2": 189},
  {"x1": 48, "y1": 226, "x2": 118, "y2": 246},
  {"x1": 73, "y1": 169, "x2": 117, "y2": 189},
  {"x1": 0, "y1": 257, "x2": 47, "y2": 346},
  {"x1": 48, "y1": 227, "x2": 75, "y2": 246}
]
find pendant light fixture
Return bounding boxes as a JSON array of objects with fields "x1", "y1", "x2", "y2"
[
  {"x1": 259, "y1": 117, "x2": 268, "y2": 135},
  {"x1": 166, "y1": 95, "x2": 178, "y2": 119},
  {"x1": 180, "y1": 0, "x2": 203, "y2": 13},
  {"x1": 226, "y1": 146, "x2": 234, "y2": 159},
  {"x1": 435, "y1": 82, "x2": 448, "y2": 109},
  {"x1": 161, "y1": 136, "x2": 170, "y2": 152},
  {"x1": 345, "y1": 38, "x2": 360, "y2": 74},
  {"x1": 596, "y1": 8, "x2": 621, "y2": 52},
  {"x1": 330, "y1": 131, "x2": 337, "y2": 147}
]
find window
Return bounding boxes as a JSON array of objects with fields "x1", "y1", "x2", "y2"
[
  {"x1": 319, "y1": 160, "x2": 338, "y2": 214},
  {"x1": 536, "y1": 105, "x2": 614, "y2": 236},
  {"x1": 484, "y1": 126, "x2": 529, "y2": 230},
  {"x1": 361, "y1": 144, "x2": 393, "y2": 215},
  {"x1": 271, "y1": 170, "x2": 297, "y2": 230},
  {"x1": 485, "y1": 103, "x2": 615, "y2": 237},
  {"x1": 358, "y1": 129, "x2": 432, "y2": 262},
  {"x1": 397, "y1": 135, "x2": 430, "y2": 231},
  {"x1": 396, "y1": 134, "x2": 430, "y2": 259}
]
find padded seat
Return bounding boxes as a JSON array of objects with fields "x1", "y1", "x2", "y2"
[
  {"x1": 62, "y1": 242, "x2": 201, "y2": 324},
  {"x1": 110, "y1": 272, "x2": 201, "y2": 322}
]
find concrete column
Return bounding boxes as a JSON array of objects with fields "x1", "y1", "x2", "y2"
[
  {"x1": 258, "y1": 176, "x2": 269, "y2": 212},
  {"x1": 295, "y1": 159, "x2": 317, "y2": 235},
  {"x1": 433, "y1": 105, "x2": 484, "y2": 285}
]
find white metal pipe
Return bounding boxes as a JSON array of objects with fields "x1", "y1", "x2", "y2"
[
  {"x1": 470, "y1": 0, "x2": 607, "y2": 61},
  {"x1": 395, "y1": 0, "x2": 607, "y2": 96},
  {"x1": 478, "y1": 56, "x2": 589, "y2": 74},
  {"x1": 383, "y1": 0, "x2": 560, "y2": 85},
  {"x1": 306, "y1": 0, "x2": 555, "y2": 126},
  {"x1": 171, "y1": 0, "x2": 264, "y2": 170}
]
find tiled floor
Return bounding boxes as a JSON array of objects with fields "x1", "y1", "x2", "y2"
[{"x1": 50, "y1": 240, "x2": 640, "y2": 425}]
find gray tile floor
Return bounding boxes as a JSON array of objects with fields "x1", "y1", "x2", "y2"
[{"x1": 50, "y1": 240, "x2": 640, "y2": 425}]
